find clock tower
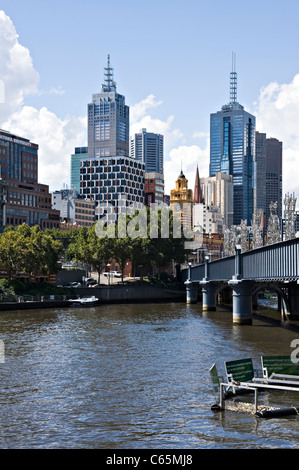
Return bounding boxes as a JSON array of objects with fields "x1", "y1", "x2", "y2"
[{"x1": 170, "y1": 170, "x2": 193, "y2": 231}]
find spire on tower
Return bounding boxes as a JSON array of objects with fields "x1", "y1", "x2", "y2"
[
  {"x1": 102, "y1": 54, "x2": 116, "y2": 92},
  {"x1": 193, "y1": 164, "x2": 204, "y2": 204},
  {"x1": 230, "y1": 51, "x2": 237, "y2": 105}
]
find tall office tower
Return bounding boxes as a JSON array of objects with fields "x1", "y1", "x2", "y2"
[
  {"x1": 255, "y1": 132, "x2": 282, "y2": 229},
  {"x1": 0, "y1": 129, "x2": 60, "y2": 229},
  {"x1": 88, "y1": 55, "x2": 129, "y2": 159},
  {"x1": 210, "y1": 54, "x2": 256, "y2": 225},
  {"x1": 266, "y1": 138, "x2": 282, "y2": 225},
  {"x1": 255, "y1": 132, "x2": 267, "y2": 221},
  {"x1": 70, "y1": 147, "x2": 88, "y2": 193},
  {"x1": 130, "y1": 128, "x2": 164, "y2": 174}
]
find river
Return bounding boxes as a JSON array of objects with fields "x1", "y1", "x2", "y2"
[{"x1": 0, "y1": 301, "x2": 299, "y2": 449}]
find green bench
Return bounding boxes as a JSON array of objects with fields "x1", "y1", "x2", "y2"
[
  {"x1": 218, "y1": 357, "x2": 299, "y2": 413},
  {"x1": 261, "y1": 355, "x2": 299, "y2": 383}
]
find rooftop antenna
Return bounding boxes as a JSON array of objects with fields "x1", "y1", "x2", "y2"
[
  {"x1": 230, "y1": 51, "x2": 237, "y2": 104},
  {"x1": 102, "y1": 54, "x2": 115, "y2": 92}
]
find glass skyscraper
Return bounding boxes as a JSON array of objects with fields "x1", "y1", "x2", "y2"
[
  {"x1": 209, "y1": 57, "x2": 256, "y2": 225},
  {"x1": 70, "y1": 146, "x2": 88, "y2": 192},
  {"x1": 88, "y1": 55, "x2": 129, "y2": 159},
  {"x1": 130, "y1": 128, "x2": 164, "y2": 174}
]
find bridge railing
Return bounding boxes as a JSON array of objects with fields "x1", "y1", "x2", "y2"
[
  {"x1": 242, "y1": 238, "x2": 299, "y2": 281},
  {"x1": 181, "y1": 238, "x2": 299, "y2": 283}
]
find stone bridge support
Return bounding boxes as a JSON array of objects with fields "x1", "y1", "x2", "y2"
[
  {"x1": 228, "y1": 245, "x2": 254, "y2": 325},
  {"x1": 185, "y1": 279, "x2": 198, "y2": 304},
  {"x1": 229, "y1": 280, "x2": 254, "y2": 325},
  {"x1": 200, "y1": 281, "x2": 217, "y2": 311},
  {"x1": 184, "y1": 263, "x2": 198, "y2": 304},
  {"x1": 286, "y1": 282, "x2": 299, "y2": 319}
]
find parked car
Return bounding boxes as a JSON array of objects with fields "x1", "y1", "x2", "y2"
[
  {"x1": 103, "y1": 271, "x2": 121, "y2": 277},
  {"x1": 86, "y1": 278, "x2": 97, "y2": 286},
  {"x1": 68, "y1": 282, "x2": 81, "y2": 288}
]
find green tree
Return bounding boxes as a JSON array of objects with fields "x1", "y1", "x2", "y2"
[
  {"x1": 68, "y1": 225, "x2": 113, "y2": 282},
  {"x1": 0, "y1": 224, "x2": 62, "y2": 279}
]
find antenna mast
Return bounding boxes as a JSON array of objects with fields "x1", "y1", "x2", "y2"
[
  {"x1": 230, "y1": 52, "x2": 237, "y2": 104},
  {"x1": 102, "y1": 54, "x2": 115, "y2": 92}
]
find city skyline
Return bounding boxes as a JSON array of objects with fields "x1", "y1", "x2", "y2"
[{"x1": 0, "y1": 1, "x2": 299, "y2": 203}]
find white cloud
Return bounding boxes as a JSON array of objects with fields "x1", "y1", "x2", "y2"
[
  {"x1": 3, "y1": 106, "x2": 86, "y2": 188},
  {"x1": 254, "y1": 74, "x2": 299, "y2": 203},
  {"x1": 164, "y1": 141, "x2": 210, "y2": 195},
  {"x1": 0, "y1": 11, "x2": 39, "y2": 120},
  {"x1": 130, "y1": 94, "x2": 183, "y2": 146},
  {"x1": 0, "y1": 10, "x2": 85, "y2": 191}
]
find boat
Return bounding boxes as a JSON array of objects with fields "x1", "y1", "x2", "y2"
[{"x1": 68, "y1": 295, "x2": 99, "y2": 307}]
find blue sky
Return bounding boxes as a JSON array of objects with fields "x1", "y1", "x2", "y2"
[{"x1": 1, "y1": 0, "x2": 299, "y2": 199}]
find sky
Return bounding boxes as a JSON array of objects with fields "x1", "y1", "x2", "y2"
[{"x1": 1, "y1": 0, "x2": 299, "y2": 204}]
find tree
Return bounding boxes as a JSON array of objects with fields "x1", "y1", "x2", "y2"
[
  {"x1": 68, "y1": 225, "x2": 113, "y2": 282},
  {"x1": 0, "y1": 224, "x2": 62, "y2": 280}
]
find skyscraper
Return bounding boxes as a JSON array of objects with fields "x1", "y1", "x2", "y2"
[
  {"x1": 255, "y1": 131, "x2": 282, "y2": 228},
  {"x1": 70, "y1": 146, "x2": 88, "y2": 192},
  {"x1": 210, "y1": 54, "x2": 256, "y2": 225},
  {"x1": 0, "y1": 129, "x2": 60, "y2": 229},
  {"x1": 88, "y1": 55, "x2": 129, "y2": 159},
  {"x1": 130, "y1": 128, "x2": 164, "y2": 174}
]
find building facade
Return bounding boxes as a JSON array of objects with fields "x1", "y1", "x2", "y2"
[
  {"x1": 200, "y1": 172, "x2": 234, "y2": 228},
  {"x1": 210, "y1": 60, "x2": 256, "y2": 225},
  {"x1": 193, "y1": 203, "x2": 223, "y2": 234},
  {"x1": 170, "y1": 170, "x2": 193, "y2": 231},
  {"x1": 70, "y1": 147, "x2": 88, "y2": 193},
  {"x1": 80, "y1": 156, "x2": 145, "y2": 224},
  {"x1": 130, "y1": 128, "x2": 163, "y2": 174},
  {"x1": 52, "y1": 188, "x2": 95, "y2": 227},
  {"x1": 144, "y1": 172, "x2": 164, "y2": 206},
  {"x1": 88, "y1": 55, "x2": 129, "y2": 159},
  {"x1": 255, "y1": 132, "x2": 282, "y2": 229},
  {"x1": 0, "y1": 129, "x2": 60, "y2": 229}
]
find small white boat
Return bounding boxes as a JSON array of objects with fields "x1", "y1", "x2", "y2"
[{"x1": 68, "y1": 295, "x2": 99, "y2": 307}]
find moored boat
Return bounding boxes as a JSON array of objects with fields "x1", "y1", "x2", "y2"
[{"x1": 68, "y1": 295, "x2": 99, "y2": 307}]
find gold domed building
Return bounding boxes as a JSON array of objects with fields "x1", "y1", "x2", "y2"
[{"x1": 170, "y1": 170, "x2": 193, "y2": 230}]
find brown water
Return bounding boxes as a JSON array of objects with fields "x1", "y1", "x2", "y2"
[{"x1": 0, "y1": 301, "x2": 299, "y2": 449}]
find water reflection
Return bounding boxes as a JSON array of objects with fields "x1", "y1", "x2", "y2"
[{"x1": 0, "y1": 302, "x2": 298, "y2": 448}]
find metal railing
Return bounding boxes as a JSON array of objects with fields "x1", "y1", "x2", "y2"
[{"x1": 182, "y1": 238, "x2": 299, "y2": 283}]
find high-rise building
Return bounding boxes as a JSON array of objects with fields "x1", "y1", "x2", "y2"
[
  {"x1": 70, "y1": 147, "x2": 88, "y2": 192},
  {"x1": 80, "y1": 156, "x2": 145, "y2": 225},
  {"x1": 200, "y1": 172, "x2": 234, "y2": 228},
  {"x1": 130, "y1": 128, "x2": 163, "y2": 174},
  {"x1": 88, "y1": 55, "x2": 129, "y2": 159},
  {"x1": 255, "y1": 131, "x2": 282, "y2": 228},
  {"x1": 210, "y1": 54, "x2": 256, "y2": 225},
  {"x1": 0, "y1": 129, "x2": 60, "y2": 229}
]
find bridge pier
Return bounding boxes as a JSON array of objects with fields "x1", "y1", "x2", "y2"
[
  {"x1": 287, "y1": 282, "x2": 299, "y2": 319},
  {"x1": 185, "y1": 279, "x2": 198, "y2": 304},
  {"x1": 200, "y1": 281, "x2": 217, "y2": 311},
  {"x1": 229, "y1": 280, "x2": 254, "y2": 325}
]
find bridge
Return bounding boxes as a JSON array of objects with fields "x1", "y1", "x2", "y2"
[{"x1": 181, "y1": 238, "x2": 299, "y2": 325}]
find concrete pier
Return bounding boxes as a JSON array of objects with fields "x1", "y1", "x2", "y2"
[
  {"x1": 229, "y1": 280, "x2": 253, "y2": 325},
  {"x1": 185, "y1": 279, "x2": 198, "y2": 304},
  {"x1": 200, "y1": 281, "x2": 217, "y2": 311}
]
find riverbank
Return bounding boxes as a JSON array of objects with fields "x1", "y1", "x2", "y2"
[{"x1": 0, "y1": 283, "x2": 186, "y2": 311}]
